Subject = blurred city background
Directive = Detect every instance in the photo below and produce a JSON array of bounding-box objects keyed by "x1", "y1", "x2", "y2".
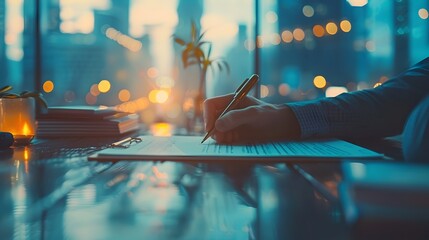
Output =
[{"x1": 1, "y1": 0, "x2": 428, "y2": 129}]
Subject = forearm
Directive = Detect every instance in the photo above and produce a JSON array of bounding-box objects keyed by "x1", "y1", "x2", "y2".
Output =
[{"x1": 288, "y1": 57, "x2": 429, "y2": 139}]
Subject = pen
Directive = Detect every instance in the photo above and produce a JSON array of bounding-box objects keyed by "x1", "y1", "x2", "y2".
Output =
[{"x1": 201, "y1": 74, "x2": 259, "y2": 143}]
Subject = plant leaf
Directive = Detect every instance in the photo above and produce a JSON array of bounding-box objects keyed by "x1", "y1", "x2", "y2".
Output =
[
  {"x1": 0, "y1": 85, "x2": 12, "y2": 93},
  {"x1": 191, "y1": 21, "x2": 197, "y2": 42},
  {"x1": 173, "y1": 37, "x2": 186, "y2": 46}
]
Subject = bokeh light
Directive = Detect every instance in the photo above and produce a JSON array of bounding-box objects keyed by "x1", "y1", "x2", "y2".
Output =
[
  {"x1": 98, "y1": 80, "x2": 111, "y2": 93},
  {"x1": 293, "y1": 28, "x2": 305, "y2": 41},
  {"x1": 313, "y1": 76, "x2": 327, "y2": 89},
  {"x1": 281, "y1": 30, "x2": 294, "y2": 43},
  {"x1": 326, "y1": 86, "x2": 348, "y2": 97},
  {"x1": 312, "y1": 25, "x2": 325, "y2": 37},
  {"x1": 149, "y1": 89, "x2": 169, "y2": 103},
  {"x1": 326, "y1": 22, "x2": 338, "y2": 35},
  {"x1": 260, "y1": 85, "x2": 269, "y2": 98},
  {"x1": 90, "y1": 84, "x2": 100, "y2": 96},
  {"x1": 42, "y1": 80, "x2": 54, "y2": 93},
  {"x1": 418, "y1": 9, "x2": 429, "y2": 19},
  {"x1": 118, "y1": 89, "x2": 131, "y2": 102},
  {"x1": 278, "y1": 83, "x2": 291, "y2": 96},
  {"x1": 340, "y1": 20, "x2": 352, "y2": 32},
  {"x1": 147, "y1": 67, "x2": 159, "y2": 78},
  {"x1": 265, "y1": 11, "x2": 278, "y2": 23},
  {"x1": 302, "y1": 5, "x2": 315, "y2": 17},
  {"x1": 86, "y1": 93, "x2": 97, "y2": 105}
]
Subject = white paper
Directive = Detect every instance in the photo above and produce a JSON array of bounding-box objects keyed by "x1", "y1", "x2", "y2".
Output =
[{"x1": 89, "y1": 135, "x2": 383, "y2": 161}]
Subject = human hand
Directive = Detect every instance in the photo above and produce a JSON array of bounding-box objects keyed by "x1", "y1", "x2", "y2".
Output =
[{"x1": 203, "y1": 94, "x2": 301, "y2": 144}]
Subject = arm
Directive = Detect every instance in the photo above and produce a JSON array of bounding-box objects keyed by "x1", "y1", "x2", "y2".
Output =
[{"x1": 288, "y1": 57, "x2": 429, "y2": 139}]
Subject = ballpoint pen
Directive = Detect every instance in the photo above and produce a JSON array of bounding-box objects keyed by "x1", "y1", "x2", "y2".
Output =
[{"x1": 201, "y1": 74, "x2": 259, "y2": 143}]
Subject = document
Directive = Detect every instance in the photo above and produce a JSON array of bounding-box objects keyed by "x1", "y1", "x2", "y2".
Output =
[{"x1": 88, "y1": 135, "x2": 383, "y2": 162}]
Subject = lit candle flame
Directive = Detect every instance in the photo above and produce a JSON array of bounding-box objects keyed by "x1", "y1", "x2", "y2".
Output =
[{"x1": 22, "y1": 122, "x2": 30, "y2": 136}]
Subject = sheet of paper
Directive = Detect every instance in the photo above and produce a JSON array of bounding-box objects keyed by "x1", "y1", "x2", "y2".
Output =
[{"x1": 89, "y1": 135, "x2": 383, "y2": 161}]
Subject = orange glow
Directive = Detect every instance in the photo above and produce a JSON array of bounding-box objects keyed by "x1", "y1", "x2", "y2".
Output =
[
  {"x1": 260, "y1": 85, "x2": 269, "y2": 98},
  {"x1": 313, "y1": 25, "x2": 325, "y2": 37},
  {"x1": 24, "y1": 147, "x2": 29, "y2": 161},
  {"x1": 86, "y1": 93, "x2": 97, "y2": 105},
  {"x1": 419, "y1": 9, "x2": 429, "y2": 19},
  {"x1": 271, "y1": 33, "x2": 281, "y2": 45},
  {"x1": 340, "y1": 20, "x2": 352, "y2": 32},
  {"x1": 90, "y1": 84, "x2": 100, "y2": 96},
  {"x1": 118, "y1": 89, "x2": 131, "y2": 102},
  {"x1": 293, "y1": 28, "x2": 305, "y2": 41},
  {"x1": 152, "y1": 166, "x2": 169, "y2": 179},
  {"x1": 43, "y1": 80, "x2": 54, "y2": 93},
  {"x1": 150, "y1": 122, "x2": 174, "y2": 137},
  {"x1": 278, "y1": 83, "x2": 291, "y2": 96},
  {"x1": 149, "y1": 90, "x2": 169, "y2": 104},
  {"x1": 147, "y1": 67, "x2": 158, "y2": 78},
  {"x1": 22, "y1": 122, "x2": 31, "y2": 135},
  {"x1": 281, "y1": 30, "x2": 293, "y2": 43},
  {"x1": 313, "y1": 76, "x2": 327, "y2": 89},
  {"x1": 373, "y1": 82, "x2": 382, "y2": 88},
  {"x1": 98, "y1": 80, "x2": 111, "y2": 93},
  {"x1": 326, "y1": 22, "x2": 338, "y2": 35}
]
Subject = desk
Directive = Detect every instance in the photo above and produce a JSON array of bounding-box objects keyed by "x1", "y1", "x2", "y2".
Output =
[{"x1": 0, "y1": 136, "x2": 402, "y2": 239}]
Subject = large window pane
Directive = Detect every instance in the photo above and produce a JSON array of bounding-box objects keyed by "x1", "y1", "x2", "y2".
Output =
[
  {"x1": 258, "y1": 0, "x2": 429, "y2": 103},
  {"x1": 39, "y1": 0, "x2": 255, "y2": 128}
]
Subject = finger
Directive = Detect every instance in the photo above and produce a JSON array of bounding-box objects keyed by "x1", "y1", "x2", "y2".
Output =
[
  {"x1": 203, "y1": 94, "x2": 235, "y2": 130},
  {"x1": 215, "y1": 106, "x2": 257, "y2": 132}
]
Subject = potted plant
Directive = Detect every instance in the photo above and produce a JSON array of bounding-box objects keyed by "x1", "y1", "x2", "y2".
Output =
[
  {"x1": 173, "y1": 21, "x2": 229, "y2": 133},
  {"x1": 0, "y1": 85, "x2": 47, "y2": 144}
]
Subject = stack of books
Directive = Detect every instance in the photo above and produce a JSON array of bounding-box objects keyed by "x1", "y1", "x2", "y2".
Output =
[{"x1": 37, "y1": 106, "x2": 140, "y2": 137}]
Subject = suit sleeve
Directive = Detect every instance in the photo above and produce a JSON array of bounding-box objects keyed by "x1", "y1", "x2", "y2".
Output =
[{"x1": 287, "y1": 57, "x2": 429, "y2": 139}]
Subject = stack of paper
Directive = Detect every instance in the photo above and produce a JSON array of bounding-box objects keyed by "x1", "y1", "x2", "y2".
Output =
[{"x1": 37, "y1": 106, "x2": 140, "y2": 137}]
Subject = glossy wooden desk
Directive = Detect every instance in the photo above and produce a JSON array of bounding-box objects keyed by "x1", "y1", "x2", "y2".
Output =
[{"x1": 0, "y1": 136, "x2": 401, "y2": 240}]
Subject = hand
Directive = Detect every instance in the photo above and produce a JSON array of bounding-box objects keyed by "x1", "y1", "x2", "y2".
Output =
[{"x1": 203, "y1": 94, "x2": 301, "y2": 144}]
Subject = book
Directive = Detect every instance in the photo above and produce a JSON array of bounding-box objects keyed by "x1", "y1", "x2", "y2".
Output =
[
  {"x1": 37, "y1": 106, "x2": 140, "y2": 137},
  {"x1": 43, "y1": 105, "x2": 120, "y2": 119}
]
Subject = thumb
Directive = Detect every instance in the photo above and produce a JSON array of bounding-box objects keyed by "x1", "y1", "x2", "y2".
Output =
[{"x1": 215, "y1": 107, "x2": 254, "y2": 132}]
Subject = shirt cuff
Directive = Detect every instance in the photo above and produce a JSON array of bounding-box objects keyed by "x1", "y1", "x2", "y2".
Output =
[{"x1": 287, "y1": 101, "x2": 330, "y2": 139}]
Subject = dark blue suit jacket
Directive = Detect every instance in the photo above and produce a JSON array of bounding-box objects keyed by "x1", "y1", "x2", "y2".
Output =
[{"x1": 289, "y1": 57, "x2": 429, "y2": 139}]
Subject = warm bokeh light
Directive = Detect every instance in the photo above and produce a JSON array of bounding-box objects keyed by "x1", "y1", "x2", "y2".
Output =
[
  {"x1": 105, "y1": 27, "x2": 142, "y2": 52},
  {"x1": 373, "y1": 82, "x2": 382, "y2": 88},
  {"x1": 147, "y1": 67, "x2": 159, "y2": 78},
  {"x1": 313, "y1": 76, "x2": 327, "y2": 89},
  {"x1": 98, "y1": 80, "x2": 111, "y2": 93},
  {"x1": 118, "y1": 89, "x2": 131, "y2": 102},
  {"x1": 302, "y1": 5, "x2": 314, "y2": 17},
  {"x1": 86, "y1": 93, "x2": 97, "y2": 105},
  {"x1": 42, "y1": 80, "x2": 54, "y2": 93},
  {"x1": 340, "y1": 20, "x2": 352, "y2": 32},
  {"x1": 312, "y1": 25, "x2": 325, "y2": 37},
  {"x1": 418, "y1": 8, "x2": 429, "y2": 20},
  {"x1": 115, "y1": 97, "x2": 149, "y2": 113},
  {"x1": 257, "y1": 35, "x2": 264, "y2": 48},
  {"x1": 326, "y1": 86, "x2": 348, "y2": 97},
  {"x1": 149, "y1": 89, "x2": 169, "y2": 104},
  {"x1": 281, "y1": 30, "x2": 294, "y2": 43},
  {"x1": 260, "y1": 85, "x2": 269, "y2": 98},
  {"x1": 347, "y1": 0, "x2": 368, "y2": 7},
  {"x1": 326, "y1": 22, "x2": 338, "y2": 35},
  {"x1": 90, "y1": 84, "x2": 100, "y2": 96},
  {"x1": 278, "y1": 83, "x2": 291, "y2": 96},
  {"x1": 150, "y1": 122, "x2": 174, "y2": 137},
  {"x1": 265, "y1": 11, "x2": 278, "y2": 23},
  {"x1": 271, "y1": 33, "x2": 281, "y2": 45},
  {"x1": 293, "y1": 28, "x2": 305, "y2": 41}
]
